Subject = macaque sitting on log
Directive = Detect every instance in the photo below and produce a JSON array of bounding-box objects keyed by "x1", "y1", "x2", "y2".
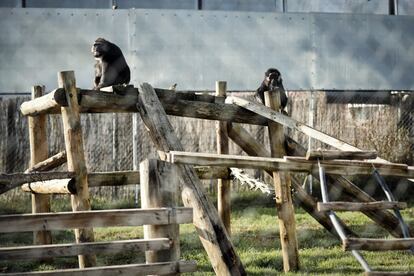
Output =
[
  {"x1": 255, "y1": 68, "x2": 288, "y2": 111},
  {"x1": 91, "y1": 38, "x2": 131, "y2": 90}
]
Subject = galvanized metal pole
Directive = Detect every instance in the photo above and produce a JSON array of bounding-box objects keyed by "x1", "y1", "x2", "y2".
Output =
[{"x1": 318, "y1": 161, "x2": 371, "y2": 272}]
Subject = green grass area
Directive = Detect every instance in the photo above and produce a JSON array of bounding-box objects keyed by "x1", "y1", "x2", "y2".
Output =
[{"x1": 1, "y1": 191, "x2": 414, "y2": 275}]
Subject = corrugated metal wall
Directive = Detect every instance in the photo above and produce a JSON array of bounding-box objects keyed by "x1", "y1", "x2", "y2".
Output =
[
  {"x1": 1, "y1": 8, "x2": 414, "y2": 92},
  {"x1": 3, "y1": 0, "x2": 414, "y2": 14}
]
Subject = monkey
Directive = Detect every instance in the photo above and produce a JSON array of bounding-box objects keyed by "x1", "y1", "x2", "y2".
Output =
[
  {"x1": 255, "y1": 68, "x2": 288, "y2": 110},
  {"x1": 91, "y1": 38, "x2": 131, "y2": 90}
]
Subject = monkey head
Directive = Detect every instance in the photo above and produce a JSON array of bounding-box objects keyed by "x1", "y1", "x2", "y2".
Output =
[
  {"x1": 265, "y1": 68, "x2": 283, "y2": 90},
  {"x1": 91, "y1": 38, "x2": 111, "y2": 59}
]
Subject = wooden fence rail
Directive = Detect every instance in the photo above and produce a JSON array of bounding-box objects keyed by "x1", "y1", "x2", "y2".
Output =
[{"x1": 0, "y1": 207, "x2": 193, "y2": 233}]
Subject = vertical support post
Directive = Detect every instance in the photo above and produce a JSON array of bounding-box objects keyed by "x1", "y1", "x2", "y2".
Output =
[
  {"x1": 264, "y1": 90, "x2": 299, "y2": 272},
  {"x1": 215, "y1": 81, "x2": 231, "y2": 236},
  {"x1": 28, "y1": 85, "x2": 52, "y2": 246},
  {"x1": 133, "y1": 113, "x2": 140, "y2": 207},
  {"x1": 58, "y1": 71, "x2": 96, "y2": 268},
  {"x1": 140, "y1": 159, "x2": 180, "y2": 269}
]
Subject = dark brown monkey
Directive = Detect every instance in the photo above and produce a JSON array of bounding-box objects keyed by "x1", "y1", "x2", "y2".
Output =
[
  {"x1": 255, "y1": 68, "x2": 288, "y2": 109},
  {"x1": 91, "y1": 38, "x2": 130, "y2": 90}
]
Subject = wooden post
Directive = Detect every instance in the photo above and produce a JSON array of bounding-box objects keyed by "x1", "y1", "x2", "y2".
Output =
[
  {"x1": 140, "y1": 159, "x2": 180, "y2": 273},
  {"x1": 58, "y1": 71, "x2": 96, "y2": 268},
  {"x1": 264, "y1": 90, "x2": 299, "y2": 272},
  {"x1": 215, "y1": 81, "x2": 231, "y2": 236},
  {"x1": 28, "y1": 85, "x2": 52, "y2": 246},
  {"x1": 137, "y1": 83, "x2": 246, "y2": 276}
]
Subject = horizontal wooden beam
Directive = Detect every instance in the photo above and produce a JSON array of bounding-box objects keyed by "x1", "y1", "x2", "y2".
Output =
[
  {"x1": 160, "y1": 151, "x2": 414, "y2": 178},
  {"x1": 20, "y1": 87, "x2": 268, "y2": 125},
  {"x1": 306, "y1": 150, "x2": 377, "y2": 161},
  {"x1": 344, "y1": 237, "x2": 414, "y2": 251},
  {"x1": 21, "y1": 179, "x2": 75, "y2": 194},
  {"x1": 317, "y1": 201, "x2": 407, "y2": 212},
  {"x1": 20, "y1": 168, "x2": 230, "y2": 195},
  {"x1": 0, "y1": 207, "x2": 193, "y2": 233},
  {"x1": 0, "y1": 172, "x2": 76, "y2": 195},
  {"x1": 4, "y1": 261, "x2": 197, "y2": 276},
  {"x1": 0, "y1": 238, "x2": 170, "y2": 260}
]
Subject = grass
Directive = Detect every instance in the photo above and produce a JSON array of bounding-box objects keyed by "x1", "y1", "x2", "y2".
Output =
[{"x1": 1, "y1": 191, "x2": 414, "y2": 275}]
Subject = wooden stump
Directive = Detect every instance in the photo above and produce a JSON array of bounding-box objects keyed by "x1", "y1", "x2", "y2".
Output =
[
  {"x1": 28, "y1": 85, "x2": 52, "y2": 247},
  {"x1": 140, "y1": 159, "x2": 180, "y2": 275},
  {"x1": 264, "y1": 90, "x2": 299, "y2": 272},
  {"x1": 58, "y1": 71, "x2": 96, "y2": 268},
  {"x1": 215, "y1": 81, "x2": 231, "y2": 236}
]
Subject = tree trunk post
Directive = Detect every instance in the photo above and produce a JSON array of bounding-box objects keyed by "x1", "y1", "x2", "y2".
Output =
[
  {"x1": 264, "y1": 90, "x2": 299, "y2": 272},
  {"x1": 140, "y1": 159, "x2": 180, "y2": 274},
  {"x1": 215, "y1": 81, "x2": 231, "y2": 236},
  {"x1": 58, "y1": 71, "x2": 96, "y2": 268},
  {"x1": 28, "y1": 85, "x2": 53, "y2": 246}
]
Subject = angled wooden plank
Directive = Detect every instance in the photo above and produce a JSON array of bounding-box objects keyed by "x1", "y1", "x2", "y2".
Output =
[
  {"x1": 0, "y1": 238, "x2": 170, "y2": 260},
  {"x1": 137, "y1": 83, "x2": 246, "y2": 276},
  {"x1": 3, "y1": 261, "x2": 197, "y2": 276},
  {"x1": 25, "y1": 151, "x2": 67, "y2": 173},
  {"x1": 226, "y1": 96, "x2": 375, "y2": 154},
  {"x1": 344, "y1": 237, "x2": 414, "y2": 251},
  {"x1": 0, "y1": 208, "x2": 192, "y2": 233},
  {"x1": 317, "y1": 201, "x2": 407, "y2": 212}
]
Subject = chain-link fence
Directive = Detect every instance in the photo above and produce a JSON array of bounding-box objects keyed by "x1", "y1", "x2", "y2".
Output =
[{"x1": 1, "y1": 91, "x2": 413, "y2": 200}]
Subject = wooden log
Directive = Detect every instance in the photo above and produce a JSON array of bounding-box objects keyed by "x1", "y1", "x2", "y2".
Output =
[
  {"x1": 216, "y1": 81, "x2": 231, "y2": 236},
  {"x1": 227, "y1": 123, "x2": 270, "y2": 157},
  {"x1": 27, "y1": 85, "x2": 52, "y2": 247},
  {"x1": 306, "y1": 150, "x2": 378, "y2": 160},
  {"x1": 137, "y1": 83, "x2": 246, "y2": 276},
  {"x1": 20, "y1": 87, "x2": 268, "y2": 125},
  {"x1": 317, "y1": 201, "x2": 407, "y2": 212},
  {"x1": 88, "y1": 168, "x2": 229, "y2": 188},
  {"x1": 58, "y1": 71, "x2": 95, "y2": 268},
  {"x1": 264, "y1": 91, "x2": 299, "y2": 272},
  {"x1": 18, "y1": 168, "x2": 230, "y2": 194},
  {"x1": 0, "y1": 207, "x2": 193, "y2": 233},
  {"x1": 343, "y1": 237, "x2": 414, "y2": 251},
  {"x1": 0, "y1": 238, "x2": 170, "y2": 260},
  {"x1": 140, "y1": 160, "x2": 180, "y2": 268},
  {"x1": 25, "y1": 151, "x2": 67, "y2": 173},
  {"x1": 88, "y1": 171, "x2": 139, "y2": 187},
  {"x1": 20, "y1": 88, "x2": 64, "y2": 116},
  {"x1": 0, "y1": 171, "x2": 76, "y2": 195},
  {"x1": 21, "y1": 179, "x2": 76, "y2": 194},
  {"x1": 162, "y1": 151, "x2": 414, "y2": 178},
  {"x1": 226, "y1": 122, "x2": 355, "y2": 238},
  {"x1": 3, "y1": 261, "x2": 197, "y2": 276}
]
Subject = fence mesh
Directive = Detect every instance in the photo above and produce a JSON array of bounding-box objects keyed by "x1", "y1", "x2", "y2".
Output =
[{"x1": 0, "y1": 91, "x2": 413, "y2": 200}]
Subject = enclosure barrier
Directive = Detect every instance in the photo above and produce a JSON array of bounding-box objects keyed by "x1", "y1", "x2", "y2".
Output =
[{"x1": 2, "y1": 70, "x2": 413, "y2": 274}]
